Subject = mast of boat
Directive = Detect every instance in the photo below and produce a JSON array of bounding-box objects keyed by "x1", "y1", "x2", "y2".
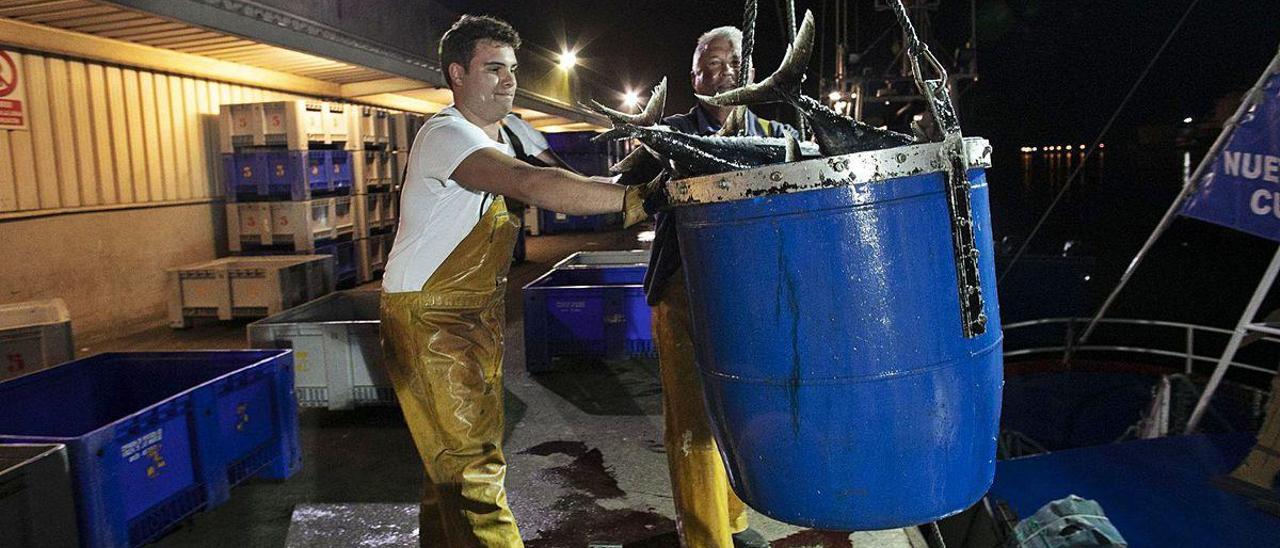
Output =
[{"x1": 1069, "y1": 48, "x2": 1280, "y2": 368}]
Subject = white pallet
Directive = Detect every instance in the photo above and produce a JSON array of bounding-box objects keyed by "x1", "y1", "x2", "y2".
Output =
[
  {"x1": 389, "y1": 112, "x2": 426, "y2": 151},
  {"x1": 348, "y1": 106, "x2": 390, "y2": 148},
  {"x1": 218, "y1": 101, "x2": 348, "y2": 153},
  {"x1": 524, "y1": 205, "x2": 541, "y2": 236},
  {"x1": 167, "y1": 255, "x2": 335, "y2": 327},
  {"x1": 247, "y1": 290, "x2": 395, "y2": 410},
  {"x1": 0, "y1": 299, "x2": 73, "y2": 382},
  {"x1": 227, "y1": 196, "x2": 355, "y2": 252},
  {"x1": 351, "y1": 149, "x2": 395, "y2": 195},
  {"x1": 390, "y1": 150, "x2": 408, "y2": 189}
]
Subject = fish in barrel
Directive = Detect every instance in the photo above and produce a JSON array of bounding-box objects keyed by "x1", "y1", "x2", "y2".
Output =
[
  {"x1": 587, "y1": 79, "x2": 812, "y2": 179},
  {"x1": 698, "y1": 10, "x2": 916, "y2": 156}
]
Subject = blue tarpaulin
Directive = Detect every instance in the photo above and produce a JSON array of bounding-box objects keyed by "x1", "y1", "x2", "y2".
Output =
[{"x1": 1181, "y1": 73, "x2": 1280, "y2": 241}]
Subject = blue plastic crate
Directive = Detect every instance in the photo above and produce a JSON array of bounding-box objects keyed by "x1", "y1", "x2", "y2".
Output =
[
  {"x1": 0, "y1": 351, "x2": 300, "y2": 548},
  {"x1": 224, "y1": 150, "x2": 351, "y2": 201},
  {"x1": 329, "y1": 150, "x2": 353, "y2": 191},
  {"x1": 537, "y1": 208, "x2": 620, "y2": 234},
  {"x1": 522, "y1": 264, "x2": 653, "y2": 372},
  {"x1": 316, "y1": 239, "x2": 358, "y2": 288},
  {"x1": 303, "y1": 150, "x2": 329, "y2": 192},
  {"x1": 223, "y1": 152, "x2": 271, "y2": 200}
]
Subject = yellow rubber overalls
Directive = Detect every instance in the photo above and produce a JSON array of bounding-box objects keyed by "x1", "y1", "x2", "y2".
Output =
[
  {"x1": 380, "y1": 195, "x2": 523, "y2": 547},
  {"x1": 653, "y1": 268, "x2": 750, "y2": 547}
]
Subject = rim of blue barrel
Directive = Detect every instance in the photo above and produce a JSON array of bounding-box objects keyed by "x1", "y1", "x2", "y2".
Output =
[
  {"x1": 664, "y1": 137, "x2": 992, "y2": 206},
  {"x1": 0, "y1": 350, "x2": 292, "y2": 442}
]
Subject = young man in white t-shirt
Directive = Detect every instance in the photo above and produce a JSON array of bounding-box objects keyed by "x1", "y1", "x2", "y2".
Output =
[{"x1": 379, "y1": 14, "x2": 653, "y2": 548}]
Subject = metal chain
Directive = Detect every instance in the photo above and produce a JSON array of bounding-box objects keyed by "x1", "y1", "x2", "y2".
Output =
[{"x1": 740, "y1": 0, "x2": 757, "y2": 90}]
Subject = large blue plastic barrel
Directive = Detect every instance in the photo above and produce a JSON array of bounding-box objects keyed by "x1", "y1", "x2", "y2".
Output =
[{"x1": 668, "y1": 138, "x2": 1002, "y2": 529}]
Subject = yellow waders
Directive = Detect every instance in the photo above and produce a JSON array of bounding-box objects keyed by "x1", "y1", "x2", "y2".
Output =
[
  {"x1": 653, "y1": 268, "x2": 750, "y2": 547},
  {"x1": 380, "y1": 196, "x2": 524, "y2": 547}
]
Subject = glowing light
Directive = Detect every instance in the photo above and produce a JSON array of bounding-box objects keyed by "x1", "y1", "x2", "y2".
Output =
[
  {"x1": 558, "y1": 50, "x2": 577, "y2": 70},
  {"x1": 622, "y1": 90, "x2": 639, "y2": 109},
  {"x1": 828, "y1": 91, "x2": 843, "y2": 102},
  {"x1": 1183, "y1": 117, "x2": 1193, "y2": 124},
  {"x1": 912, "y1": 113, "x2": 925, "y2": 122},
  {"x1": 1066, "y1": 145, "x2": 1074, "y2": 151}
]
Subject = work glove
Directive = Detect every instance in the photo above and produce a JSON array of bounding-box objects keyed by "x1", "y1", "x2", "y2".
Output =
[{"x1": 622, "y1": 171, "x2": 671, "y2": 228}]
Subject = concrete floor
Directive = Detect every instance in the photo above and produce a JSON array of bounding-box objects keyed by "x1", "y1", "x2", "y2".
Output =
[{"x1": 87, "y1": 226, "x2": 921, "y2": 547}]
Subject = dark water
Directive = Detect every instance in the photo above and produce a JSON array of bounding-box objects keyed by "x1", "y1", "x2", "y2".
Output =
[{"x1": 988, "y1": 143, "x2": 1280, "y2": 330}]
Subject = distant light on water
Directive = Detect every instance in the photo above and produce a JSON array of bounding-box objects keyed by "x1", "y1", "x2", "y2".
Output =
[{"x1": 637, "y1": 230, "x2": 655, "y2": 243}]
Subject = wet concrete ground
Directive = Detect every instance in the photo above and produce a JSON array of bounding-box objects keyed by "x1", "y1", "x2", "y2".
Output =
[{"x1": 89, "y1": 226, "x2": 920, "y2": 547}]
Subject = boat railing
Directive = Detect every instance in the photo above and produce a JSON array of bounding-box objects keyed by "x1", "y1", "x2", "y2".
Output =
[{"x1": 1002, "y1": 317, "x2": 1280, "y2": 378}]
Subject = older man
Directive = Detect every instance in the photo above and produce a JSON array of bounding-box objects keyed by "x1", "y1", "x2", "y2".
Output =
[
  {"x1": 645, "y1": 26, "x2": 794, "y2": 548},
  {"x1": 380, "y1": 14, "x2": 653, "y2": 547}
]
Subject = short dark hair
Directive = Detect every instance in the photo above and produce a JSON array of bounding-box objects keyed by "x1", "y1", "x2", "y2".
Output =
[{"x1": 439, "y1": 15, "x2": 521, "y2": 89}]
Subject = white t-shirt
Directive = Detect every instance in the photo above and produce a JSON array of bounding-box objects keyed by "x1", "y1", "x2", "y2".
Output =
[
  {"x1": 382, "y1": 107, "x2": 515, "y2": 293},
  {"x1": 503, "y1": 114, "x2": 550, "y2": 157}
]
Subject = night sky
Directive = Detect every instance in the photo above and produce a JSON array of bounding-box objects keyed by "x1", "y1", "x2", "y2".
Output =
[{"x1": 436, "y1": 0, "x2": 1280, "y2": 148}]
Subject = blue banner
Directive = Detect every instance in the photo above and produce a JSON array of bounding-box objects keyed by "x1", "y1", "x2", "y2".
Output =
[{"x1": 1181, "y1": 72, "x2": 1280, "y2": 241}]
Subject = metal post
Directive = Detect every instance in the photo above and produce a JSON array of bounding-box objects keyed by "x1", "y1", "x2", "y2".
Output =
[
  {"x1": 1187, "y1": 245, "x2": 1280, "y2": 432},
  {"x1": 1070, "y1": 49, "x2": 1280, "y2": 358},
  {"x1": 1185, "y1": 327, "x2": 1195, "y2": 374},
  {"x1": 740, "y1": 0, "x2": 757, "y2": 89}
]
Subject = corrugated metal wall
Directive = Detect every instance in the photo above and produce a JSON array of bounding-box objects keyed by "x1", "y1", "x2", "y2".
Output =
[{"x1": 0, "y1": 51, "x2": 301, "y2": 214}]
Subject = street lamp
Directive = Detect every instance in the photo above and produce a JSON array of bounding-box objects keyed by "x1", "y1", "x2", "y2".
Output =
[{"x1": 558, "y1": 50, "x2": 577, "y2": 70}]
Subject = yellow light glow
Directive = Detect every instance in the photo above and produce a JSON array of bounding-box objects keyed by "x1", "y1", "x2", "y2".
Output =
[{"x1": 559, "y1": 50, "x2": 577, "y2": 70}]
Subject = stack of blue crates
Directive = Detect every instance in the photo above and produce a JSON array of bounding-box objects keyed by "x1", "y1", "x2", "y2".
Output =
[
  {"x1": 0, "y1": 351, "x2": 300, "y2": 547},
  {"x1": 221, "y1": 103, "x2": 358, "y2": 288},
  {"x1": 353, "y1": 108, "x2": 403, "y2": 284},
  {"x1": 222, "y1": 149, "x2": 352, "y2": 202}
]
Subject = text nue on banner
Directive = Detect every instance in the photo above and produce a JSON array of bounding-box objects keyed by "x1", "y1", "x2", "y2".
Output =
[{"x1": 1181, "y1": 73, "x2": 1280, "y2": 241}]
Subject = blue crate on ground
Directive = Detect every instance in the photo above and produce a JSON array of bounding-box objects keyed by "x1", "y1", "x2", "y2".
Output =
[
  {"x1": 0, "y1": 351, "x2": 300, "y2": 548},
  {"x1": 223, "y1": 150, "x2": 352, "y2": 201},
  {"x1": 537, "y1": 208, "x2": 621, "y2": 234},
  {"x1": 522, "y1": 260, "x2": 653, "y2": 372}
]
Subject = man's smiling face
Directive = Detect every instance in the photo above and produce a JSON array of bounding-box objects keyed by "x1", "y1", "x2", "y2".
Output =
[
  {"x1": 692, "y1": 36, "x2": 741, "y2": 97},
  {"x1": 453, "y1": 39, "x2": 518, "y2": 124}
]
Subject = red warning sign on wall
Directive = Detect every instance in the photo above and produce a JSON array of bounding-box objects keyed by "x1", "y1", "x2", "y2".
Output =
[{"x1": 0, "y1": 50, "x2": 28, "y2": 130}]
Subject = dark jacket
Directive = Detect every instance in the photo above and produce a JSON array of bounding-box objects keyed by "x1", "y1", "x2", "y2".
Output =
[{"x1": 643, "y1": 104, "x2": 796, "y2": 305}]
